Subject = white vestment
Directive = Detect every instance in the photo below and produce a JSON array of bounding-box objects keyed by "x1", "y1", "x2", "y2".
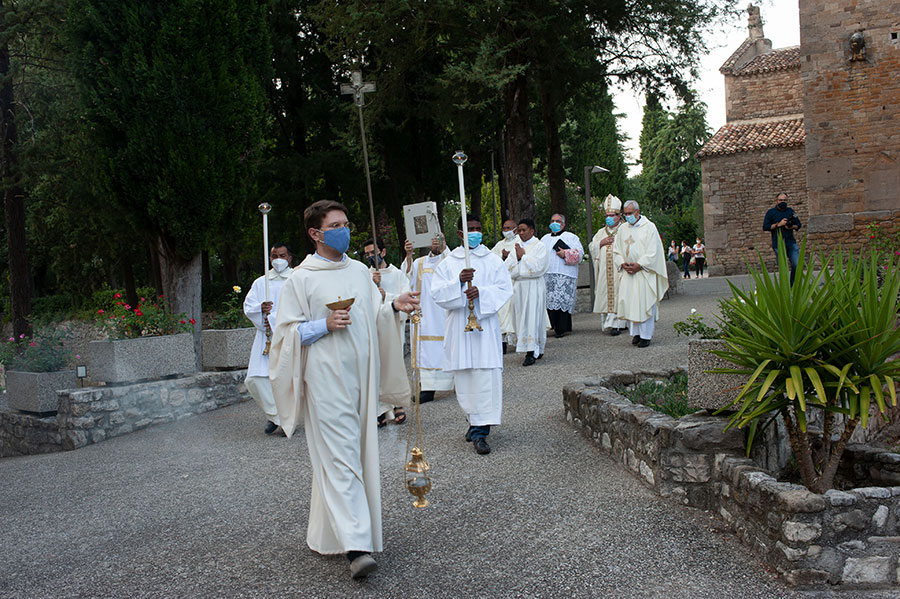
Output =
[
  {"x1": 269, "y1": 255, "x2": 399, "y2": 555},
  {"x1": 243, "y1": 268, "x2": 291, "y2": 424},
  {"x1": 613, "y1": 216, "x2": 669, "y2": 339},
  {"x1": 589, "y1": 225, "x2": 626, "y2": 330},
  {"x1": 407, "y1": 250, "x2": 454, "y2": 392},
  {"x1": 370, "y1": 263, "x2": 411, "y2": 413},
  {"x1": 431, "y1": 245, "x2": 513, "y2": 426},
  {"x1": 504, "y1": 236, "x2": 549, "y2": 355},
  {"x1": 491, "y1": 235, "x2": 520, "y2": 338}
]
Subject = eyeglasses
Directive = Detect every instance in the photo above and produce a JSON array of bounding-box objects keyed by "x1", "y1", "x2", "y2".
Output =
[{"x1": 315, "y1": 222, "x2": 356, "y2": 234}]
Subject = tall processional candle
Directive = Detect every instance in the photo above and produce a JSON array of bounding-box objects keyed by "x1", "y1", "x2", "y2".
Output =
[
  {"x1": 258, "y1": 202, "x2": 273, "y2": 355},
  {"x1": 452, "y1": 151, "x2": 482, "y2": 332}
]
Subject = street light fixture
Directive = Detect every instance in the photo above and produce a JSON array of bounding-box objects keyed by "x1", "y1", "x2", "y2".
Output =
[{"x1": 584, "y1": 165, "x2": 609, "y2": 310}]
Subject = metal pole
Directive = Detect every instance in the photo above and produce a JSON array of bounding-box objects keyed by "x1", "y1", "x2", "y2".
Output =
[
  {"x1": 358, "y1": 103, "x2": 378, "y2": 253},
  {"x1": 490, "y1": 151, "x2": 498, "y2": 245},
  {"x1": 584, "y1": 166, "x2": 595, "y2": 310}
]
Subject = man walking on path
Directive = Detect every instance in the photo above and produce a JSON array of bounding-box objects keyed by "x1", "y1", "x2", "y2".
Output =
[
  {"x1": 540, "y1": 213, "x2": 583, "y2": 338},
  {"x1": 762, "y1": 192, "x2": 802, "y2": 285},
  {"x1": 613, "y1": 200, "x2": 669, "y2": 348},
  {"x1": 243, "y1": 243, "x2": 294, "y2": 435},
  {"x1": 505, "y1": 218, "x2": 550, "y2": 366},
  {"x1": 491, "y1": 219, "x2": 520, "y2": 354},
  {"x1": 432, "y1": 214, "x2": 512, "y2": 455},
  {"x1": 268, "y1": 200, "x2": 418, "y2": 579},
  {"x1": 404, "y1": 235, "x2": 454, "y2": 404},
  {"x1": 589, "y1": 195, "x2": 626, "y2": 336}
]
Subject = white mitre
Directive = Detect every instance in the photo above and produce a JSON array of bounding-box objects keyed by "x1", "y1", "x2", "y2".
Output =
[{"x1": 603, "y1": 194, "x2": 622, "y2": 212}]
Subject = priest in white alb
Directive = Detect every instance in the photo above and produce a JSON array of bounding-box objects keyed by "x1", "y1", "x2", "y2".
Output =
[
  {"x1": 268, "y1": 200, "x2": 419, "y2": 580},
  {"x1": 432, "y1": 214, "x2": 512, "y2": 456},
  {"x1": 612, "y1": 200, "x2": 669, "y2": 348},
  {"x1": 404, "y1": 235, "x2": 453, "y2": 403},
  {"x1": 491, "y1": 219, "x2": 520, "y2": 354},
  {"x1": 588, "y1": 194, "x2": 626, "y2": 336},
  {"x1": 243, "y1": 242, "x2": 294, "y2": 435},
  {"x1": 363, "y1": 238, "x2": 411, "y2": 426},
  {"x1": 504, "y1": 218, "x2": 549, "y2": 366}
]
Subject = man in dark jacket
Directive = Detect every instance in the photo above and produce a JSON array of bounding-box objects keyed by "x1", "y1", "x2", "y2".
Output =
[{"x1": 762, "y1": 192, "x2": 802, "y2": 284}]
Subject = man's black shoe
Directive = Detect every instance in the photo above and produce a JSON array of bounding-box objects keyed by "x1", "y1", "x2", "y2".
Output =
[
  {"x1": 465, "y1": 427, "x2": 474, "y2": 442},
  {"x1": 502, "y1": 341, "x2": 508, "y2": 355},
  {"x1": 523, "y1": 352, "x2": 536, "y2": 366},
  {"x1": 632, "y1": 335, "x2": 641, "y2": 345},
  {"x1": 419, "y1": 390, "x2": 435, "y2": 404},
  {"x1": 609, "y1": 328, "x2": 621, "y2": 336},
  {"x1": 264, "y1": 421, "x2": 278, "y2": 435},
  {"x1": 473, "y1": 438, "x2": 491, "y2": 455},
  {"x1": 636, "y1": 338, "x2": 651, "y2": 348}
]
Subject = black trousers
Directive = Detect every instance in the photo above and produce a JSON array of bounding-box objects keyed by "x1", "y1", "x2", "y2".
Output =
[{"x1": 547, "y1": 309, "x2": 572, "y2": 335}]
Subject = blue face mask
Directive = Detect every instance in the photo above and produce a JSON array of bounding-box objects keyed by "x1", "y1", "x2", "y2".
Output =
[
  {"x1": 467, "y1": 232, "x2": 483, "y2": 248},
  {"x1": 605, "y1": 216, "x2": 617, "y2": 227},
  {"x1": 549, "y1": 222, "x2": 562, "y2": 233},
  {"x1": 625, "y1": 214, "x2": 637, "y2": 226},
  {"x1": 321, "y1": 227, "x2": 350, "y2": 254}
]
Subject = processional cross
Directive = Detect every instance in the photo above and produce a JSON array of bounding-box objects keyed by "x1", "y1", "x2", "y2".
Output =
[{"x1": 340, "y1": 70, "x2": 379, "y2": 252}]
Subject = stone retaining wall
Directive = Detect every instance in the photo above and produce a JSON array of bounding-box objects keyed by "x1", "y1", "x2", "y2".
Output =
[
  {"x1": 564, "y1": 371, "x2": 900, "y2": 588},
  {"x1": 1, "y1": 370, "x2": 250, "y2": 457}
]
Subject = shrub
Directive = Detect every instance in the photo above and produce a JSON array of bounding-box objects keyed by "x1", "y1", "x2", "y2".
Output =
[
  {"x1": 209, "y1": 286, "x2": 251, "y2": 329},
  {"x1": 0, "y1": 328, "x2": 73, "y2": 373},
  {"x1": 95, "y1": 294, "x2": 193, "y2": 339}
]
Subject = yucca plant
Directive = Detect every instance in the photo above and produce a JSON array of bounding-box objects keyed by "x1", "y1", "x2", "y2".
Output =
[{"x1": 712, "y1": 238, "x2": 900, "y2": 493}]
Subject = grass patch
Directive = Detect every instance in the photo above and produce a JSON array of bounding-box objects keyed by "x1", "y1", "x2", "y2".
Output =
[{"x1": 615, "y1": 372, "x2": 693, "y2": 419}]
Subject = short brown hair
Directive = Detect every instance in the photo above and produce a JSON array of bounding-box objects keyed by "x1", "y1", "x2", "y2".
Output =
[{"x1": 304, "y1": 200, "x2": 349, "y2": 240}]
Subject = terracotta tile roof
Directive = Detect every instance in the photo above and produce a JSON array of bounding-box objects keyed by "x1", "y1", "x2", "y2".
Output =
[
  {"x1": 736, "y1": 46, "x2": 801, "y2": 75},
  {"x1": 697, "y1": 118, "x2": 805, "y2": 158},
  {"x1": 720, "y1": 38, "x2": 756, "y2": 74}
]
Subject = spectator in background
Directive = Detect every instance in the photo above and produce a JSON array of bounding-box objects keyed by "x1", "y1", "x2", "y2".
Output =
[
  {"x1": 667, "y1": 241, "x2": 678, "y2": 262},
  {"x1": 692, "y1": 238, "x2": 706, "y2": 278},
  {"x1": 680, "y1": 240, "x2": 692, "y2": 279},
  {"x1": 762, "y1": 192, "x2": 802, "y2": 285}
]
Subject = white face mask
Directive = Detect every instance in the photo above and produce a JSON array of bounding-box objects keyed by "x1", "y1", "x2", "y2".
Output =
[
  {"x1": 503, "y1": 229, "x2": 516, "y2": 240},
  {"x1": 271, "y1": 258, "x2": 290, "y2": 273}
]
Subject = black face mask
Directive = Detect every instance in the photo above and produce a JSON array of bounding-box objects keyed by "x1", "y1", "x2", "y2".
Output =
[
  {"x1": 366, "y1": 255, "x2": 378, "y2": 268},
  {"x1": 777, "y1": 201, "x2": 788, "y2": 211}
]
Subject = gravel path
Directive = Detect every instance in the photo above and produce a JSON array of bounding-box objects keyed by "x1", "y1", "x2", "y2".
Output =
[{"x1": 1, "y1": 276, "x2": 894, "y2": 598}]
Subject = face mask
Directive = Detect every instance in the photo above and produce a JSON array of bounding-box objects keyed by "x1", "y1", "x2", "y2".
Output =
[
  {"x1": 625, "y1": 214, "x2": 637, "y2": 225},
  {"x1": 321, "y1": 227, "x2": 350, "y2": 254},
  {"x1": 271, "y1": 258, "x2": 289, "y2": 273},
  {"x1": 503, "y1": 229, "x2": 516, "y2": 240},
  {"x1": 696, "y1": 240, "x2": 701, "y2": 245},
  {"x1": 549, "y1": 222, "x2": 562, "y2": 233},
  {"x1": 777, "y1": 201, "x2": 788, "y2": 211},
  {"x1": 467, "y1": 232, "x2": 483, "y2": 248},
  {"x1": 605, "y1": 216, "x2": 616, "y2": 228},
  {"x1": 366, "y1": 255, "x2": 378, "y2": 268}
]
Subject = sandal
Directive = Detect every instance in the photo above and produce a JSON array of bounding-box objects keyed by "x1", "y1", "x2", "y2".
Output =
[
  {"x1": 392, "y1": 407, "x2": 407, "y2": 425},
  {"x1": 377, "y1": 413, "x2": 388, "y2": 428}
]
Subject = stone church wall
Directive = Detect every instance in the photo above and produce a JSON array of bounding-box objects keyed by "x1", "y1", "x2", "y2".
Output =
[
  {"x1": 801, "y1": 0, "x2": 900, "y2": 235},
  {"x1": 702, "y1": 146, "x2": 808, "y2": 276},
  {"x1": 724, "y1": 68, "x2": 803, "y2": 122}
]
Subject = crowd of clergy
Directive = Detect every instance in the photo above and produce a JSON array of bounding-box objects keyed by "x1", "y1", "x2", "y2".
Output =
[{"x1": 236, "y1": 195, "x2": 668, "y2": 579}]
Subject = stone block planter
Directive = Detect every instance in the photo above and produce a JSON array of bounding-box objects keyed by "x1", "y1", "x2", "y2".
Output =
[
  {"x1": 88, "y1": 333, "x2": 196, "y2": 384},
  {"x1": 6, "y1": 370, "x2": 77, "y2": 413},
  {"x1": 687, "y1": 338, "x2": 747, "y2": 411},
  {"x1": 201, "y1": 327, "x2": 255, "y2": 370}
]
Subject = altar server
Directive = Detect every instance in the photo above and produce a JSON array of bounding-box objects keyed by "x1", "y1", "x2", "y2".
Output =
[{"x1": 504, "y1": 218, "x2": 549, "y2": 366}]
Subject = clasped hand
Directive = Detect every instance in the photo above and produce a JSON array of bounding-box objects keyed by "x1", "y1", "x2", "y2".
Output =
[{"x1": 622, "y1": 262, "x2": 642, "y2": 274}]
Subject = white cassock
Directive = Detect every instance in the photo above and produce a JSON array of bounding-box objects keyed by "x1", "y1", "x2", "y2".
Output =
[
  {"x1": 504, "y1": 236, "x2": 549, "y2": 356},
  {"x1": 612, "y1": 216, "x2": 669, "y2": 340},
  {"x1": 243, "y1": 267, "x2": 292, "y2": 425},
  {"x1": 269, "y1": 254, "x2": 402, "y2": 555},
  {"x1": 407, "y1": 250, "x2": 454, "y2": 392},
  {"x1": 431, "y1": 245, "x2": 513, "y2": 426},
  {"x1": 491, "y1": 234, "x2": 520, "y2": 340},
  {"x1": 370, "y1": 263, "x2": 411, "y2": 415},
  {"x1": 589, "y1": 225, "x2": 626, "y2": 331}
]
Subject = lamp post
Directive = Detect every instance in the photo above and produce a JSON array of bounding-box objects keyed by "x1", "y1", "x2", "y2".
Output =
[{"x1": 584, "y1": 165, "x2": 609, "y2": 310}]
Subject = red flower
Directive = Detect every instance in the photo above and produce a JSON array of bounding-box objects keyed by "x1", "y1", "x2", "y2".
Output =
[
  {"x1": 97, "y1": 309, "x2": 104, "y2": 314},
  {"x1": 134, "y1": 309, "x2": 144, "y2": 316},
  {"x1": 158, "y1": 295, "x2": 164, "y2": 299},
  {"x1": 189, "y1": 318, "x2": 196, "y2": 325},
  {"x1": 114, "y1": 293, "x2": 122, "y2": 299},
  {"x1": 124, "y1": 304, "x2": 131, "y2": 310},
  {"x1": 179, "y1": 320, "x2": 186, "y2": 324},
  {"x1": 116, "y1": 301, "x2": 123, "y2": 305},
  {"x1": 870, "y1": 235, "x2": 876, "y2": 239}
]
